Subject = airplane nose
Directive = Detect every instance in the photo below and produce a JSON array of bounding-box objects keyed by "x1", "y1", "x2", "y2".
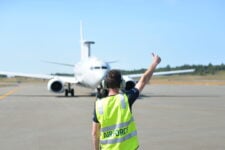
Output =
[
  {"x1": 88, "y1": 70, "x2": 107, "y2": 88},
  {"x1": 99, "y1": 70, "x2": 107, "y2": 80}
]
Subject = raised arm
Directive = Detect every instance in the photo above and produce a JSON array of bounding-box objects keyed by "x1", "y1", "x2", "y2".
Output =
[{"x1": 135, "y1": 53, "x2": 161, "y2": 93}]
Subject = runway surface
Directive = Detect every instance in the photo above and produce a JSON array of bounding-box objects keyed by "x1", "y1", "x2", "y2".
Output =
[{"x1": 0, "y1": 82, "x2": 225, "y2": 150}]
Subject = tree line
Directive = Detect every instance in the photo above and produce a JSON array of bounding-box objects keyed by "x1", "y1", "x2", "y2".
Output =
[
  {"x1": 1, "y1": 63, "x2": 225, "y2": 78},
  {"x1": 121, "y1": 63, "x2": 225, "y2": 75}
]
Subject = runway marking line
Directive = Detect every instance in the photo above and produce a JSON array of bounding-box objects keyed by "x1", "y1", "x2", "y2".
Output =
[{"x1": 0, "y1": 87, "x2": 19, "y2": 100}]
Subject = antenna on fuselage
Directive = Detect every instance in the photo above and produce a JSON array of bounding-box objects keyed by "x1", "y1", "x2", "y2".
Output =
[{"x1": 80, "y1": 21, "x2": 95, "y2": 60}]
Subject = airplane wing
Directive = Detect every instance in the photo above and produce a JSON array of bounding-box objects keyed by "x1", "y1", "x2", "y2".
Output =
[
  {"x1": 0, "y1": 71, "x2": 78, "y2": 83},
  {"x1": 42, "y1": 60, "x2": 74, "y2": 67},
  {"x1": 153, "y1": 69, "x2": 195, "y2": 76},
  {"x1": 121, "y1": 69, "x2": 195, "y2": 91},
  {"x1": 123, "y1": 69, "x2": 195, "y2": 79}
]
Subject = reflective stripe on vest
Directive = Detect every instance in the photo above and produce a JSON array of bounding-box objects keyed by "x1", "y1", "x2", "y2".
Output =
[
  {"x1": 97, "y1": 98, "x2": 104, "y2": 115},
  {"x1": 101, "y1": 117, "x2": 134, "y2": 133},
  {"x1": 119, "y1": 94, "x2": 126, "y2": 109},
  {"x1": 100, "y1": 130, "x2": 137, "y2": 144}
]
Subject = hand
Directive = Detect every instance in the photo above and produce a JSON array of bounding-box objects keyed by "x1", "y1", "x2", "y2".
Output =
[{"x1": 152, "y1": 53, "x2": 161, "y2": 65}]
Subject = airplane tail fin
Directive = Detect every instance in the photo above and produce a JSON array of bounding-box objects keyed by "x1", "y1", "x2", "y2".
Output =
[{"x1": 80, "y1": 21, "x2": 95, "y2": 60}]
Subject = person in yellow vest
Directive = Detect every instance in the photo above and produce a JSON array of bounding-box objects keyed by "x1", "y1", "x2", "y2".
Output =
[{"x1": 92, "y1": 53, "x2": 161, "y2": 150}]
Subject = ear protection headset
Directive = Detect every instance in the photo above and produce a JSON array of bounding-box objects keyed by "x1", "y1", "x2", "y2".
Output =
[
  {"x1": 102, "y1": 72, "x2": 126, "y2": 90},
  {"x1": 102, "y1": 78, "x2": 126, "y2": 89}
]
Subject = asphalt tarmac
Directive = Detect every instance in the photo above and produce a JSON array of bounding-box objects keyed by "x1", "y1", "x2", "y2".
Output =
[{"x1": 0, "y1": 82, "x2": 225, "y2": 150}]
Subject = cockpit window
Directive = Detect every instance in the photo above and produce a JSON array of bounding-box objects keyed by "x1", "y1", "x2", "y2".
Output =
[
  {"x1": 90, "y1": 66, "x2": 108, "y2": 70},
  {"x1": 94, "y1": 66, "x2": 101, "y2": 69},
  {"x1": 102, "y1": 66, "x2": 108, "y2": 69}
]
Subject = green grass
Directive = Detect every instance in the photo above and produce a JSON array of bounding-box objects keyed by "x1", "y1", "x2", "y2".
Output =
[
  {"x1": 151, "y1": 71, "x2": 225, "y2": 85},
  {"x1": 0, "y1": 77, "x2": 45, "y2": 87},
  {"x1": 153, "y1": 71, "x2": 225, "y2": 81}
]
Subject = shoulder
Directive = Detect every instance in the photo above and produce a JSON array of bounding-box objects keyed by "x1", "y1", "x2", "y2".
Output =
[
  {"x1": 124, "y1": 88, "x2": 139, "y2": 98},
  {"x1": 123, "y1": 88, "x2": 139, "y2": 106}
]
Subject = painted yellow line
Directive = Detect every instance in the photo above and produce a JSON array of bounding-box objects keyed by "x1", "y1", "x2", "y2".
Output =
[{"x1": 0, "y1": 88, "x2": 19, "y2": 100}]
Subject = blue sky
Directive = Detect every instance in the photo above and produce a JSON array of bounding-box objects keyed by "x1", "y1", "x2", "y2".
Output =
[{"x1": 0, "y1": 0, "x2": 225, "y2": 74}]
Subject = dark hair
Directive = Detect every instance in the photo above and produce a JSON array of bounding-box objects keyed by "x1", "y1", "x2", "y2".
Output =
[{"x1": 105, "y1": 70, "x2": 122, "y2": 89}]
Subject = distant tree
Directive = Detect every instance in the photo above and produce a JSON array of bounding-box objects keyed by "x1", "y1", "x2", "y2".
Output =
[
  {"x1": 208, "y1": 63, "x2": 215, "y2": 74},
  {"x1": 0, "y1": 75, "x2": 7, "y2": 78},
  {"x1": 166, "y1": 65, "x2": 171, "y2": 71},
  {"x1": 121, "y1": 63, "x2": 225, "y2": 76}
]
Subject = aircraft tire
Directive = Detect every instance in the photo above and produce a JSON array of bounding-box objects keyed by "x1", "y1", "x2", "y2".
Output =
[
  {"x1": 65, "y1": 89, "x2": 69, "y2": 97},
  {"x1": 71, "y1": 89, "x2": 74, "y2": 97}
]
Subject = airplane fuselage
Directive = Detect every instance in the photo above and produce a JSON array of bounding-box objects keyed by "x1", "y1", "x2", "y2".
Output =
[{"x1": 74, "y1": 57, "x2": 110, "y2": 88}]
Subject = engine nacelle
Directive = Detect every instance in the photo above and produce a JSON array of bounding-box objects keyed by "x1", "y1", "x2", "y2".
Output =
[
  {"x1": 122, "y1": 76, "x2": 136, "y2": 91},
  {"x1": 47, "y1": 78, "x2": 64, "y2": 93},
  {"x1": 97, "y1": 76, "x2": 136, "y2": 98}
]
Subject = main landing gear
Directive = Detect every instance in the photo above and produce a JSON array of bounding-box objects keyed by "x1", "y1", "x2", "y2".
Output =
[
  {"x1": 96, "y1": 86, "x2": 108, "y2": 98},
  {"x1": 65, "y1": 83, "x2": 74, "y2": 97}
]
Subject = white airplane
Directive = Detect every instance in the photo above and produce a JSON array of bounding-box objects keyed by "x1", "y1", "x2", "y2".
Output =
[{"x1": 0, "y1": 23, "x2": 195, "y2": 97}]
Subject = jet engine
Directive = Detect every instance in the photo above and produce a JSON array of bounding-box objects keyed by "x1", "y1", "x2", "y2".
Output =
[
  {"x1": 122, "y1": 76, "x2": 136, "y2": 91},
  {"x1": 47, "y1": 78, "x2": 64, "y2": 93},
  {"x1": 97, "y1": 76, "x2": 136, "y2": 98}
]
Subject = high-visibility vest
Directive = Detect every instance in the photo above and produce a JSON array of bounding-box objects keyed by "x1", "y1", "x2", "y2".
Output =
[{"x1": 96, "y1": 94, "x2": 139, "y2": 150}]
